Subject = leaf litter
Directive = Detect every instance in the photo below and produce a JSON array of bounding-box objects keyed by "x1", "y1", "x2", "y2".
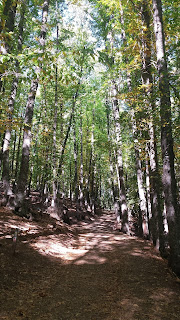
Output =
[{"x1": 0, "y1": 206, "x2": 180, "y2": 320}]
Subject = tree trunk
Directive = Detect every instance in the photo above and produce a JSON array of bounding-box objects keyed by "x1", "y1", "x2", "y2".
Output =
[
  {"x1": 112, "y1": 83, "x2": 129, "y2": 233},
  {"x1": 140, "y1": 0, "x2": 165, "y2": 253},
  {"x1": 73, "y1": 115, "x2": 78, "y2": 205},
  {"x1": 106, "y1": 101, "x2": 121, "y2": 228},
  {"x1": 13, "y1": 124, "x2": 22, "y2": 191},
  {"x1": 69, "y1": 160, "x2": 72, "y2": 205},
  {"x1": 15, "y1": 0, "x2": 49, "y2": 210},
  {"x1": 79, "y1": 110, "x2": 84, "y2": 209},
  {"x1": 0, "y1": 134, "x2": 4, "y2": 174},
  {"x1": 86, "y1": 146, "x2": 92, "y2": 211},
  {"x1": 1, "y1": 1, "x2": 26, "y2": 202},
  {"x1": 131, "y1": 113, "x2": 149, "y2": 239},
  {"x1": 52, "y1": 105, "x2": 58, "y2": 207},
  {"x1": 58, "y1": 82, "x2": 81, "y2": 176},
  {"x1": 89, "y1": 108, "x2": 95, "y2": 214},
  {"x1": 51, "y1": 11, "x2": 59, "y2": 208},
  {"x1": 152, "y1": 0, "x2": 180, "y2": 273},
  {"x1": 2, "y1": 77, "x2": 19, "y2": 201},
  {"x1": 11, "y1": 131, "x2": 17, "y2": 177},
  {"x1": 145, "y1": 149, "x2": 152, "y2": 224}
]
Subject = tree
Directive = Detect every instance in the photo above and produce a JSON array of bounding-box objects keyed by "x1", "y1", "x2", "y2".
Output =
[
  {"x1": 2, "y1": 0, "x2": 26, "y2": 204},
  {"x1": 139, "y1": 0, "x2": 165, "y2": 253},
  {"x1": 0, "y1": 0, "x2": 17, "y2": 91},
  {"x1": 152, "y1": 0, "x2": 180, "y2": 274},
  {"x1": 14, "y1": 0, "x2": 50, "y2": 211}
]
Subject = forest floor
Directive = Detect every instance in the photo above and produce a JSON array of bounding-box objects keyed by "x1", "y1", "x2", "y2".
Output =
[{"x1": 0, "y1": 205, "x2": 180, "y2": 320}]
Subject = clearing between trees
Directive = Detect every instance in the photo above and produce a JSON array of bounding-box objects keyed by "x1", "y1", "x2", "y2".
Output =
[{"x1": 0, "y1": 206, "x2": 180, "y2": 320}]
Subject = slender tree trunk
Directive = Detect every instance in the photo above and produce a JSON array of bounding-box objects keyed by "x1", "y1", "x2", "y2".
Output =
[
  {"x1": 152, "y1": 0, "x2": 180, "y2": 272},
  {"x1": 112, "y1": 83, "x2": 129, "y2": 233},
  {"x1": 2, "y1": 77, "x2": 19, "y2": 200},
  {"x1": 42, "y1": 140, "x2": 51, "y2": 204},
  {"x1": 131, "y1": 113, "x2": 149, "y2": 238},
  {"x1": 0, "y1": 134, "x2": 4, "y2": 174},
  {"x1": 69, "y1": 160, "x2": 72, "y2": 204},
  {"x1": 58, "y1": 109, "x2": 73, "y2": 175},
  {"x1": 2, "y1": 1, "x2": 26, "y2": 201},
  {"x1": 106, "y1": 101, "x2": 121, "y2": 228},
  {"x1": 89, "y1": 108, "x2": 95, "y2": 214},
  {"x1": 52, "y1": 105, "x2": 58, "y2": 207},
  {"x1": 15, "y1": 79, "x2": 39, "y2": 207},
  {"x1": 73, "y1": 115, "x2": 78, "y2": 205},
  {"x1": 13, "y1": 125, "x2": 22, "y2": 191},
  {"x1": 84, "y1": 116, "x2": 89, "y2": 209},
  {"x1": 86, "y1": 147, "x2": 92, "y2": 211},
  {"x1": 27, "y1": 164, "x2": 33, "y2": 197},
  {"x1": 27, "y1": 115, "x2": 41, "y2": 197},
  {"x1": 58, "y1": 83, "x2": 81, "y2": 176},
  {"x1": 145, "y1": 148, "x2": 152, "y2": 222},
  {"x1": 51, "y1": 10, "x2": 59, "y2": 208},
  {"x1": 148, "y1": 120, "x2": 165, "y2": 251},
  {"x1": 79, "y1": 110, "x2": 84, "y2": 208},
  {"x1": 15, "y1": 0, "x2": 49, "y2": 209},
  {"x1": 11, "y1": 131, "x2": 17, "y2": 176}
]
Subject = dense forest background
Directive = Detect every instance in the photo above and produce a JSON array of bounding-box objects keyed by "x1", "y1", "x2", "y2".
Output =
[{"x1": 0, "y1": 0, "x2": 179, "y2": 274}]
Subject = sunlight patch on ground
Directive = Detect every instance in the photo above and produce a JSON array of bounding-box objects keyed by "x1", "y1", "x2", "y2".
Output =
[
  {"x1": 74, "y1": 255, "x2": 107, "y2": 265},
  {"x1": 29, "y1": 232, "x2": 112, "y2": 264},
  {"x1": 150, "y1": 288, "x2": 179, "y2": 301},
  {"x1": 31, "y1": 239, "x2": 88, "y2": 261},
  {"x1": 30, "y1": 234, "x2": 109, "y2": 264},
  {"x1": 131, "y1": 249, "x2": 143, "y2": 257},
  {"x1": 130, "y1": 248, "x2": 163, "y2": 261},
  {"x1": 113, "y1": 235, "x2": 131, "y2": 241},
  {"x1": 28, "y1": 228, "x2": 135, "y2": 264},
  {"x1": 0, "y1": 218, "x2": 40, "y2": 240}
]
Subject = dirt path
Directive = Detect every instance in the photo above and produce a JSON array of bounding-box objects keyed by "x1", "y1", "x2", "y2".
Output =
[{"x1": 0, "y1": 207, "x2": 180, "y2": 320}]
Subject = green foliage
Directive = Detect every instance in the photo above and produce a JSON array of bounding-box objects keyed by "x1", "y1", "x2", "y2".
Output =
[{"x1": 0, "y1": 0, "x2": 179, "y2": 209}]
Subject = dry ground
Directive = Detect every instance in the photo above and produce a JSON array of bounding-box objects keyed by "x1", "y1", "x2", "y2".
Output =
[{"x1": 0, "y1": 206, "x2": 180, "y2": 320}]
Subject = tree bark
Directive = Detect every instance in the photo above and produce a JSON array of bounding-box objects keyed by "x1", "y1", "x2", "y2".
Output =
[
  {"x1": 73, "y1": 115, "x2": 78, "y2": 205},
  {"x1": 52, "y1": 105, "x2": 58, "y2": 207},
  {"x1": 112, "y1": 83, "x2": 129, "y2": 233},
  {"x1": 152, "y1": 0, "x2": 180, "y2": 273},
  {"x1": 140, "y1": 0, "x2": 165, "y2": 254},
  {"x1": 2, "y1": 76, "x2": 19, "y2": 200},
  {"x1": 106, "y1": 101, "x2": 121, "y2": 228},
  {"x1": 58, "y1": 81, "x2": 81, "y2": 176},
  {"x1": 145, "y1": 148, "x2": 152, "y2": 224},
  {"x1": 15, "y1": 0, "x2": 49, "y2": 209},
  {"x1": 90, "y1": 108, "x2": 95, "y2": 214},
  {"x1": 51, "y1": 9, "x2": 59, "y2": 208},
  {"x1": 131, "y1": 113, "x2": 149, "y2": 239},
  {"x1": 11, "y1": 131, "x2": 17, "y2": 177},
  {"x1": 79, "y1": 109, "x2": 84, "y2": 208},
  {"x1": 2, "y1": 1, "x2": 26, "y2": 202},
  {"x1": 13, "y1": 124, "x2": 22, "y2": 191}
]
